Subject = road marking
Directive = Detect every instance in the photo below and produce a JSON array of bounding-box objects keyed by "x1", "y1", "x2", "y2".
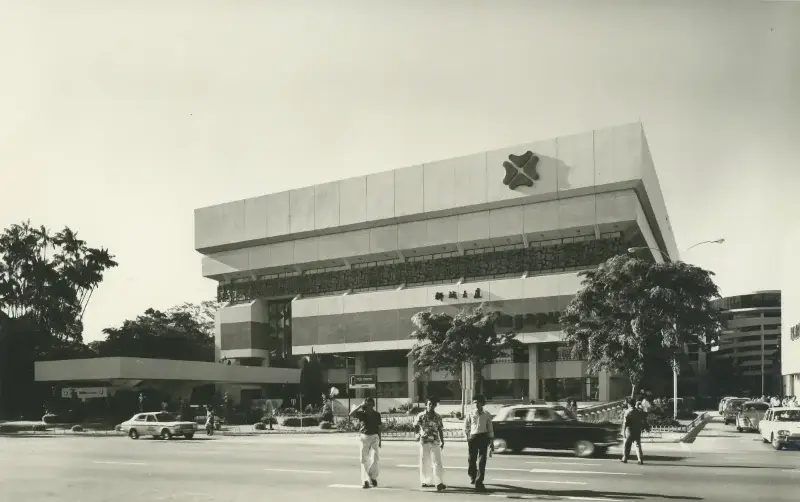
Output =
[
  {"x1": 396, "y1": 464, "x2": 528, "y2": 472},
  {"x1": 525, "y1": 461, "x2": 601, "y2": 466},
  {"x1": 329, "y1": 484, "x2": 400, "y2": 491},
  {"x1": 264, "y1": 468, "x2": 332, "y2": 474},
  {"x1": 92, "y1": 461, "x2": 148, "y2": 466},
  {"x1": 491, "y1": 478, "x2": 587, "y2": 485},
  {"x1": 490, "y1": 495, "x2": 623, "y2": 501},
  {"x1": 529, "y1": 468, "x2": 639, "y2": 476}
]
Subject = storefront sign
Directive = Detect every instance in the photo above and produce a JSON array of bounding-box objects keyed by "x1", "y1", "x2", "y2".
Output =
[
  {"x1": 62, "y1": 387, "x2": 108, "y2": 399},
  {"x1": 349, "y1": 374, "x2": 377, "y2": 390}
]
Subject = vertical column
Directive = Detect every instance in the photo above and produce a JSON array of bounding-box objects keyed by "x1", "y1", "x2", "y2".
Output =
[
  {"x1": 354, "y1": 353, "x2": 367, "y2": 399},
  {"x1": 528, "y1": 344, "x2": 539, "y2": 402},
  {"x1": 407, "y1": 352, "x2": 416, "y2": 404},
  {"x1": 598, "y1": 370, "x2": 611, "y2": 402}
]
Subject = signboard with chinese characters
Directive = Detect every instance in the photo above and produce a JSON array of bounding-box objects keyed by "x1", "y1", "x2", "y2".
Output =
[
  {"x1": 61, "y1": 387, "x2": 108, "y2": 400},
  {"x1": 349, "y1": 374, "x2": 377, "y2": 390}
]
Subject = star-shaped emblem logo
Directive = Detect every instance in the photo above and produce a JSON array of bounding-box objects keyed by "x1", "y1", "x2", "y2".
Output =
[{"x1": 502, "y1": 151, "x2": 540, "y2": 190}]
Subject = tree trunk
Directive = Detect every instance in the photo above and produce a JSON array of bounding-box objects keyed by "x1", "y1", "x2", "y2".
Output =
[
  {"x1": 473, "y1": 364, "x2": 484, "y2": 399},
  {"x1": 630, "y1": 382, "x2": 637, "y2": 399}
]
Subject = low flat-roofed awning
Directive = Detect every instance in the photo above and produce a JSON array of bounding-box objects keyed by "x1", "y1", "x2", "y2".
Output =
[{"x1": 35, "y1": 357, "x2": 300, "y2": 385}]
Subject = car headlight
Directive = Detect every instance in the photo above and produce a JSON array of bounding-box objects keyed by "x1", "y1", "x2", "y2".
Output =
[{"x1": 777, "y1": 430, "x2": 789, "y2": 436}]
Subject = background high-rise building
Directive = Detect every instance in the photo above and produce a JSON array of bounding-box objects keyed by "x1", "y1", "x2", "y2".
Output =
[{"x1": 712, "y1": 291, "x2": 782, "y2": 396}]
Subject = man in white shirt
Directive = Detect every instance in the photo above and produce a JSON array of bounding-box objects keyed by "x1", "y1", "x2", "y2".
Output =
[{"x1": 464, "y1": 394, "x2": 494, "y2": 492}]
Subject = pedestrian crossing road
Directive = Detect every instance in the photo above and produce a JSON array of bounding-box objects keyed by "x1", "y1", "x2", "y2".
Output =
[{"x1": 1, "y1": 430, "x2": 798, "y2": 501}]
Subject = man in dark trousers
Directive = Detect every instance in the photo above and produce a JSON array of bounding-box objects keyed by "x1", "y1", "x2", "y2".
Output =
[
  {"x1": 621, "y1": 398, "x2": 649, "y2": 465},
  {"x1": 464, "y1": 394, "x2": 494, "y2": 492},
  {"x1": 350, "y1": 397, "x2": 382, "y2": 489}
]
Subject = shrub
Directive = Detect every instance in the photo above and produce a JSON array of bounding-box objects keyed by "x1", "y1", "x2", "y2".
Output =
[
  {"x1": 319, "y1": 421, "x2": 332, "y2": 430},
  {"x1": 279, "y1": 416, "x2": 320, "y2": 427},
  {"x1": 645, "y1": 413, "x2": 681, "y2": 428},
  {"x1": 279, "y1": 408, "x2": 298, "y2": 416},
  {"x1": 335, "y1": 416, "x2": 359, "y2": 432},
  {"x1": 253, "y1": 422, "x2": 267, "y2": 431},
  {"x1": 71, "y1": 425, "x2": 84, "y2": 433},
  {"x1": 260, "y1": 415, "x2": 278, "y2": 425}
]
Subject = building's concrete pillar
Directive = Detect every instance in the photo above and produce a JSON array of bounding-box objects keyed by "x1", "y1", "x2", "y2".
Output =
[
  {"x1": 407, "y1": 352, "x2": 416, "y2": 404},
  {"x1": 528, "y1": 344, "x2": 539, "y2": 401},
  {"x1": 598, "y1": 370, "x2": 611, "y2": 402},
  {"x1": 354, "y1": 353, "x2": 367, "y2": 399}
]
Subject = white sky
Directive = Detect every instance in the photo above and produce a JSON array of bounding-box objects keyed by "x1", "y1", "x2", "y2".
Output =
[{"x1": 1, "y1": 0, "x2": 798, "y2": 342}]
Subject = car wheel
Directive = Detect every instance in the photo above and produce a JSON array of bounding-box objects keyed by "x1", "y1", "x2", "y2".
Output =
[
  {"x1": 736, "y1": 427, "x2": 743, "y2": 432},
  {"x1": 128, "y1": 429, "x2": 139, "y2": 440},
  {"x1": 771, "y1": 434, "x2": 782, "y2": 450},
  {"x1": 574, "y1": 440, "x2": 596, "y2": 458},
  {"x1": 492, "y1": 438, "x2": 508, "y2": 454},
  {"x1": 184, "y1": 433, "x2": 194, "y2": 440},
  {"x1": 161, "y1": 429, "x2": 172, "y2": 440},
  {"x1": 762, "y1": 436, "x2": 769, "y2": 443}
]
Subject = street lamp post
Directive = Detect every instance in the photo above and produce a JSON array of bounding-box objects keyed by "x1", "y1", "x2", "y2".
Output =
[{"x1": 627, "y1": 238, "x2": 725, "y2": 420}]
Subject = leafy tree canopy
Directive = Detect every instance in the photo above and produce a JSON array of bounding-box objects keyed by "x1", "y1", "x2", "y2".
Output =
[
  {"x1": 90, "y1": 301, "x2": 221, "y2": 361},
  {"x1": 0, "y1": 221, "x2": 117, "y2": 417},
  {"x1": 409, "y1": 307, "x2": 520, "y2": 394},
  {"x1": 0, "y1": 221, "x2": 118, "y2": 344},
  {"x1": 561, "y1": 254, "x2": 722, "y2": 395}
]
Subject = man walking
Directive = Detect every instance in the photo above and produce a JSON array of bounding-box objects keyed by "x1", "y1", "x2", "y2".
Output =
[
  {"x1": 414, "y1": 397, "x2": 446, "y2": 492},
  {"x1": 349, "y1": 397, "x2": 382, "y2": 489},
  {"x1": 464, "y1": 394, "x2": 494, "y2": 492},
  {"x1": 621, "y1": 398, "x2": 648, "y2": 465}
]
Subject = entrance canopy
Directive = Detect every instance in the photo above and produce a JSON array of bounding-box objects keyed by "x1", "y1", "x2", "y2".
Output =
[{"x1": 35, "y1": 357, "x2": 300, "y2": 386}]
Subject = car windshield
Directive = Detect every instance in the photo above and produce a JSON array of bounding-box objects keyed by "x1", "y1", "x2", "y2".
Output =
[
  {"x1": 743, "y1": 403, "x2": 769, "y2": 412},
  {"x1": 774, "y1": 411, "x2": 800, "y2": 422},
  {"x1": 153, "y1": 413, "x2": 176, "y2": 422},
  {"x1": 728, "y1": 400, "x2": 747, "y2": 410}
]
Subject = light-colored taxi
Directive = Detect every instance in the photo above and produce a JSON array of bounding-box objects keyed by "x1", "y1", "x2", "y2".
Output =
[
  {"x1": 722, "y1": 398, "x2": 748, "y2": 425},
  {"x1": 759, "y1": 407, "x2": 800, "y2": 450},
  {"x1": 736, "y1": 400, "x2": 769, "y2": 432},
  {"x1": 719, "y1": 397, "x2": 737, "y2": 414},
  {"x1": 118, "y1": 412, "x2": 198, "y2": 440}
]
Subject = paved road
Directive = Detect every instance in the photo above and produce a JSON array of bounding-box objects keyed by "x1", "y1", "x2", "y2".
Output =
[{"x1": 1, "y1": 418, "x2": 798, "y2": 502}]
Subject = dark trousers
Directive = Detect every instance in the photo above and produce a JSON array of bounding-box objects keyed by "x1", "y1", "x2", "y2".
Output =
[
  {"x1": 623, "y1": 429, "x2": 643, "y2": 461},
  {"x1": 467, "y1": 433, "x2": 490, "y2": 484}
]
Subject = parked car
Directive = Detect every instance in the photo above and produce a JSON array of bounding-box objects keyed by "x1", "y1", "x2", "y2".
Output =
[
  {"x1": 759, "y1": 407, "x2": 800, "y2": 450},
  {"x1": 719, "y1": 397, "x2": 737, "y2": 414},
  {"x1": 723, "y1": 398, "x2": 748, "y2": 425},
  {"x1": 736, "y1": 401, "x2": 769, "y2": 432},
  {"x1": 491, "y1": 405, "x2": 620, "y2": 458},
  {"x1": 118, "y1": 412, "x2": 198, "y2": 440}
]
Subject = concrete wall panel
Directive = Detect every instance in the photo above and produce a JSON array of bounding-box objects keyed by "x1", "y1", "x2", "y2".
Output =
[
  {"x1": 338, "y1": 177, "x2": 367, "y2": 226},
  {"x1": 366, "y1": 171, "x2": 395, "y2": 221},
  {"x1": 394, "y1": 165, "x2": 424, "y2": 217},
  {"x1": 314, "y1": 182, "x2": 340, "y2": 230},
  {"x1": 289, "y1": 187, "x2": 316, "y2": 234},
  {"x1": 265, "y1": 192, "x2": 291, "y2": 237}
]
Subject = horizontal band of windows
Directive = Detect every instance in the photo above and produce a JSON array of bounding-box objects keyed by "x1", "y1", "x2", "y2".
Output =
[{"x1": 219, "y1": 235, "x2": 630, "y2": 303}]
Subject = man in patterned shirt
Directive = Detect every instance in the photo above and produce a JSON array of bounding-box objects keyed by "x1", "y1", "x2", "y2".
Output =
[{"x1": 414, "y1": 397, "x2": 446, "y2": 492}]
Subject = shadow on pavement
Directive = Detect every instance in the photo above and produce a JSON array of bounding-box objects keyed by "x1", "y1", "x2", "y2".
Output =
[
  {"x1": 446, "y1": 484, "x2": 703, "y2": 500},
  {"x1": 508, "y1": 451, "x2": 688, "y2": 462}
]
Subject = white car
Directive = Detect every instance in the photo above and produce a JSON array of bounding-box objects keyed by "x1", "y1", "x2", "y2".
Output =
[
  {"x1": 118, "y1": 412, "x2": 198, "y2": 440},
  {"x1": 759, "y1": 407, "x2": 800, "y2": 450}
]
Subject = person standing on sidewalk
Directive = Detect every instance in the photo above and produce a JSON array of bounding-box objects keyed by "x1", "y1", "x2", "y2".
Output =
[
  {"x1": 464, "y1": 394, "x2": 494, "y2": 492},
  {"x1": 414, "y1": 397, "x2": 446, "y2": 492},
  {"x1": 621, "y1": 398, "x2": 648, "y2": 465},
  {"x1": 349, "y1": 397, "x2": 382, "y2": 489}
]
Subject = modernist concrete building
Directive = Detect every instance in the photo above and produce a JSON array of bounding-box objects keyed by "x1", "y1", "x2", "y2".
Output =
[
  {"x1": 712, "y1": 291, "x2": 782, "y2": 396},
  {"x1": 196, "y1": 122, "x2": 678, "y2": 406},
  {"x1": 782, "y1": 232, "x2": 800, "y2": 396}
]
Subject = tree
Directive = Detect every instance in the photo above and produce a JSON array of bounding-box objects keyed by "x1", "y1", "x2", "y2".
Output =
[
  {"x1": 0, "y1": 221, "x2": 117, "y2": 417},
  {"x1": 409, "y1": 307, "x2": 519, "y2": 413},
  {"x1": 560, "y1": 254, "x2": 723, "y2": 398},
  {"x1": 299, "y1": 350, "x2": 326, "y2": 408},
  {"x1": 91, "y1": 302, "x2": 221, "y2": 361}
]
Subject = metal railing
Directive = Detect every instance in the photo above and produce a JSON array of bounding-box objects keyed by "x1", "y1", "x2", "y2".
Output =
[{"x1": 575, "y1": 400, "x2": 626, "y2": 423}]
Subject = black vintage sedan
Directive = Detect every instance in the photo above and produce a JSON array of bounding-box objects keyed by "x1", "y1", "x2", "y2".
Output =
[{"x1": 491, "y1": 405, "x2": 621, "y2": 458}]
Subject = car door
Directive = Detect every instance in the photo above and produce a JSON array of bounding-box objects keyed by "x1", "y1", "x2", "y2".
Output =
[
  {"x1": 761, "y1": 411, "x2": 772, "y2": 440},
  {"x1": 500, "y1": 408, "x2": 532, "y2": 448},
  {"x1": 524, "y1": 408, "x2": 554, "y2": 448},
  {"x1": 145, "y1": 415, "x2": 157, "y2": 435}
]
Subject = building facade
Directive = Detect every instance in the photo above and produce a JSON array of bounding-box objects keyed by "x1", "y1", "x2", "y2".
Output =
[
  {"x1": 782, "y1": 230, "x2": 800, "y2": 396},
  {"x1": 712, "y1": 291, "x2": 782, "y2": 396},
  {"x1": 195, "y1": 122, "x2": 678, "y2": 405}
]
